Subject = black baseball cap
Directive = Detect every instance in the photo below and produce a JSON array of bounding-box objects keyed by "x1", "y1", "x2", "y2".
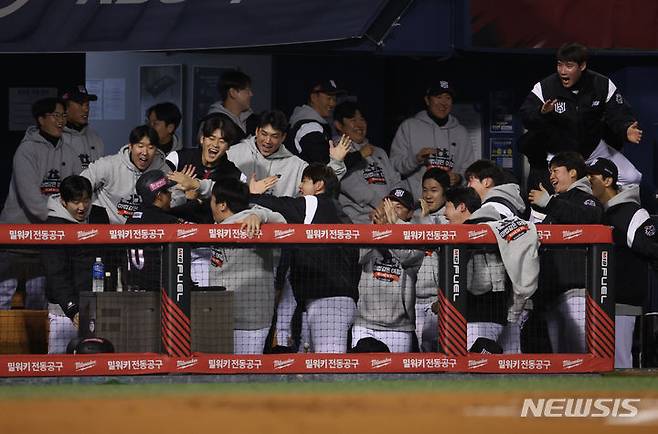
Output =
[
  {"x1": 426, "y1": 80, "x2": 455, "y2": 98},
  {"x1": 61, "y1": 85, "x2": 98, "y2": 103},
  {"x1": 385, "y1": 188, "x2": 415, "y2": 211},
  {"x1": 587, "y1": 157, "x2": 618, "y2": 185},
  {"x1": 310, "y1": 79, "x2": 345, "y2": 95},
  {"x1": 135, "y1": 170, "x2": 176, "y2": 204}
]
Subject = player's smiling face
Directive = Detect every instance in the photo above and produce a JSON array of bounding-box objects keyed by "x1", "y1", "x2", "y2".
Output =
[
  {"x1": 201, "y1": 128, "x2": 229, "y2": 167},
  {"x1": 129, "y1": 137, "x2": 156, "y2": 172},
  {"x1": 549, "y1": 165, "x2": 576, "y2": 193}
]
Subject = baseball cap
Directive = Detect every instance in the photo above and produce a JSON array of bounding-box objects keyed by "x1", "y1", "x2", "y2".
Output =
[
  {"x1": 385, "y1": 188, "x2": 415, "y2": 211},
  {"x1": 310, "y1": 79, "x2": 345, "y2": 95},
  {"x1": 135, "y1": 170, "x2": 176, "y2": 204},
  {"x1": 587, "y1": 157, "x2": 618, "y2": 185},
  {"x1": 426, "y1": 80, "x2": 455, "y2": 98},
  {"x1": 61, "y1": 85, "x2": 98, "y2": 103}
]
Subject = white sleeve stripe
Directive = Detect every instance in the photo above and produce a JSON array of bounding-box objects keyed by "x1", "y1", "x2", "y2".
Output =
[
  {"x1": 166, "y1": 151, "x2": 179, "y2": 169},
  {"x1": 531, "y1": 82, "x2": 544, "y2": 103},
  {"x1": 627, "y1": 208, "x2": 650, "y2": 248},
  {"x1": 303, "y1": 195, "x2": 318, "y2": 224},
  {"x1": 294, "y1": 122, "x2": 324, "y2": 154},
  {"x1": 606, "y1": 79, "x2": 618, "y2": 102}
]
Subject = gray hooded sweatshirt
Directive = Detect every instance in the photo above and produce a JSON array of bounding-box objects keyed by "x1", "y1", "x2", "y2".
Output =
[
  {"x1": 208, "y1": 206, "x2": 286, "y2": 330},
  {"x1": 338, "y1": 139, "x2": 403, "y2": 224},
  {"x1": 62, "y1": 124, "x2": 105, "y2": 174},
  {"x1": 0, "y1": 127, "x2": 82, "y2": 223},
  {"x1": 80, "y1": 145, "x2": 171, "y2": 224},
  {"x1": 354, "y1": 245, "x2": 424, "y2": 332},
  {"x1": 227, "y1": 136, "x2": 346, "y2": 198},
  {"x1": 390, "y1": 111, "x2": 473, "y2": 200},
  {"x1": 208, "y1": 102, "x2": 254, "y2": 135}
]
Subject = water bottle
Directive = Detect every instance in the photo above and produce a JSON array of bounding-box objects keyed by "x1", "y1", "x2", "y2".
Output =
[{"x1": 92, "y1": 257, "x2": 104, "y2": 292}]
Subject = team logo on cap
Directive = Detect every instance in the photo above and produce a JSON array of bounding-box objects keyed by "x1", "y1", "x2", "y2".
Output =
[
  {"x1": 440, "y1": 81, "x2": 449, "y2": 88},
  {"x1": 149, "y1": 178, "x2": 168, "y2": 192},
  {"x1": 393, "y1": 189, "x2": 404, "y2": 197}
]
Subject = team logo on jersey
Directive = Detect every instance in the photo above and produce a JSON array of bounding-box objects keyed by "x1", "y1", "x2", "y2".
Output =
[
  {"x1": 426, "y1": 148, "x2": 454, "y2": 170},
  {"x1": 616, "y1": 93, "x2": 624, "y2": 104},
  {"x1": 554, "y1": 101, "x2": 566, "y2": 113},
  {"x1": 211, "y1": 248, "x2": 226, "y2": 268},
  {"x1": 117, "y1": 194, "x2": 141, "y2": 217},
  {"x1": 363, "y1": 162, "x2": 386, "y2": 185},
  {"x1": 495, "y1": 217, "x2": 529, "y2": 242},
  {"x1": 583, "y1": 199, "x2": 596, "y2": 207},
  {"x1": 591, "y1": 100, "x2": 600, "y2": 107},
  {"x1": 78, "y1": 153, "x2": 91, "y2": 169},
  {"x1": 372, "y1": 256, "x2": 402, "y2": 282},
  {"x1": 40, "y1": 169, "x2": 61, "y2": 195},
  {"x1": 645, "y1": 224, "x2": 656, "y2": 237}
]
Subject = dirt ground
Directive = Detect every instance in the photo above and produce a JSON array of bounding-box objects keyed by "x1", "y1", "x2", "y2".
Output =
[{"x1": 4, "y1": 390, "x2": 658, "y2": 434}]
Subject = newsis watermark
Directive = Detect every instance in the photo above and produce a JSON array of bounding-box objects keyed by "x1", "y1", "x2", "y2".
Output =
[{"x1": 520, "y1": 398, "x2": 640, "y2": 418}]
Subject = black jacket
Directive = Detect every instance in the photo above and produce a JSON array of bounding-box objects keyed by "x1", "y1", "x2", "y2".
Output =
[
  {"x1": 537, "y1": 178, "x2": 603, "y2": 296},
  {"x1": 520, "y1": 69, "x2": 635, "y2": 163},
  {"x1": 285, "y1": 118, "x2": 364, "y2": 170},
  {"x1": 166, "y1": 148, "x2": 244, "y2": 223},
  {"x1": 605, "y1": 185, "x2": 658, "y2": 307},
  {"x1": 250, "y1": 192, "x2": 360, "y2": 304},
  {"x1": 125, "y1": 204, "x2": 184, "y2": 291},
  {"x1": 42, "y1": 205, "x2": 109, "y2": 320}
]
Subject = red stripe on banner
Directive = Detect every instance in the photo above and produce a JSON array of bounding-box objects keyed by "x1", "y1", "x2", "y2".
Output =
[
  {"x1": 0, "y1": 224, "x2": 612, "y2": 245},
  {"x1": 440, "y1": 300, "x2": 467, "y2": 332},
  {"x1": 160, "y1": 290, "x2": 191, "y2": 357},
  {"x1": 587, "y1": 297, "x2": 615, "y2": 330},
  {"x1": 437, "y1": 292, "x2": 467, "y2": 331},
  {"x1": 588, "y1": 316, "x2": 615, "y2": 349},
  {"x1": 161, "y1": 298, "x2": 191, "y2": 333},
  {"x1": 161, "y1": 291, "x2": 191, "y2": 331},
  {"x1": 160, "y1": 316, "x2": 190, "y2": 353},
  {"x1": 437, "y1": 294, "x2": 467, "y2": 356}
]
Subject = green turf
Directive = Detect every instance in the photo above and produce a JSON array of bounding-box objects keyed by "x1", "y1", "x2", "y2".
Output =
[{"x1": 1, "y1": 375, "x2": 658, "y2": 399}]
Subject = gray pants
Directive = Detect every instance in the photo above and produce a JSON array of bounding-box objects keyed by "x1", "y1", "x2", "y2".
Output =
[{"x1": 0, "y1": 251, "x2": 46, "y2": 310}]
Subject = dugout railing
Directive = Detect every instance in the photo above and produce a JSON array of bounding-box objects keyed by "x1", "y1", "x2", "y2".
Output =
[{"x1": 0, "y1": 224, "x2": 614, "y2": 376}]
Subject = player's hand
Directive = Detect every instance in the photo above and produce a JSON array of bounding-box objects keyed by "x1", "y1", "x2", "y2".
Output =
[
  {"x1": 528, "y1": 183, "x2": 549, "y2": 205},
  {"x1": 382, "y1": 198, "x2": 400, "y2": 224},
  {"x1": 329, "y1": 134, "x2": 351, "y2": 162},
  {"x1": 371, "y1": 203, "x2": 387, "y2": 224},
  {"x1": 72, "y1": 313, "x2": 79, "y2": 329},
  {"x1": 540, "y1": 99, "x2": 556, "y2": 114},
  {"x1": 249, "y1": 173, "x2": 279, "y2": 194},
  {"x1": 168, "y1": 170, "x2": 200, "y2": 192},
  {"x1": 420, "y1": 198, "x2": 430, "y2": 217},
  {"x1": 627, "y1": 121, "x2": 643, "y2": 144},
  {"x1": 415, "y1": 147, "x2": 435, "y2": 164},
  {"x1": 238, "y1": 214, "x2": 262, "y2": 238},
  {"x1": 359, "y1": 143, "x2": 374, "y2": 158}
]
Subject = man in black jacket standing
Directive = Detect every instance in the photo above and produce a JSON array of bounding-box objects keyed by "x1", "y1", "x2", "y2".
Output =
[
  {"x1": 588, "y1": 157, "x2": 658, "y2": 368},
  {"x1": 42, "y1": 175, "x2": 109, "y2": 353},
  {"x1": 250, "y1": 164, "x2": 360, "y2": 353},
  {"x1": 520, "y1": 42, "x2": 642, "y2": 191}
]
